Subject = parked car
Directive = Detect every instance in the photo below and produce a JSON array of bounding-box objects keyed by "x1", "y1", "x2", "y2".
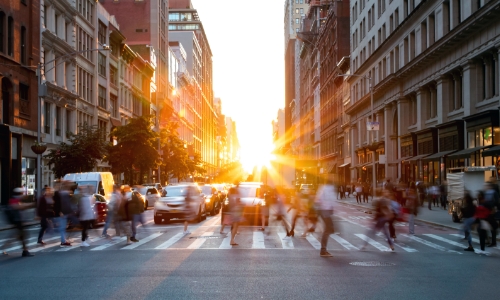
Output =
[
  {"x1": 200, "y1": 185, "x2": 221, "y2": 216},
  {"x1": 154, "y1": 184, "x2": 207, "y2": 224},
  {"x1": 136, "y1": 186, "x2": 161, "y2": 209},
  {"x1": 143, "y1": 183, "x2": 163, "y2": 194},
  {"x1": 237, "y1": 182, "x2": 267, "y2": 226}
]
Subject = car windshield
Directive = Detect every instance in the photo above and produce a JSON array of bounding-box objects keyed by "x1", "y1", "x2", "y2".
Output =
[
  {"x1": 213, "y1": 184, "x2": 224, "y2": 191},
  {"x1": 73, "y1": 181, "x2": 98, "y2": 194},
  {"x1": 238, "y1": 186, "x2": 260, "y2": 198},
  {"x1": 164, "y1": 186, "x2": 189, "y2": 197},
  {"x1": 137, "y1": 187, "x2": 148, "y2": 195},
  {"x1": 200, "y1": 186, "x2": 213, "y2": 195}
]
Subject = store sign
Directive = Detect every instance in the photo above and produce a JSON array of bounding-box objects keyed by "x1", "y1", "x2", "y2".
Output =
[{"x1": 367, "y1": 121, "x2": 379, "y2": 131}]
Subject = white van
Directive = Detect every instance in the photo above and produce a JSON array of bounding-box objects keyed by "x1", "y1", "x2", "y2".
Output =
[{"x1": 63, "y1": 172, "x2": 115, "y2": 201}]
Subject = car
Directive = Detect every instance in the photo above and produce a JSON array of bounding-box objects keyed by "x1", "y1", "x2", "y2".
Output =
[
  {"x1": 299, "y1": 184, "x2": 315, "y2": 195},
  {"x1": 136, "y1": 186, "x2": 161, "y2": 209},
  {"x1": 235, "y1": 182, "x2": 268, "y2": 226},
  {"x1": 212, "y1": 184, "x2": 228, "y2": 200},
  {"x1": 154, "y1": 184, "x2": 207, "y2": 224},
  {"x1": 92, "y1": 194, "x2": 108, "y2": 227},
  {"x1": 200, "y1": 185, "x2": 221, "y2": 216}
]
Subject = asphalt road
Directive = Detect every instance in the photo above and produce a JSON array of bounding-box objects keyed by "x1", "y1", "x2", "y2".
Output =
[{"x1": 0, "y1": 203, "x2": 498, "y2": 299}]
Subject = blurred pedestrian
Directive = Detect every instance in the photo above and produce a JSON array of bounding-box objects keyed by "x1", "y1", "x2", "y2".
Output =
[
  {"x1": 182, "y1": 186, "x2": 198, "y2": 235},
  {"x1": 406, "y1": 187, "x2": 419, "y2": 235},
  {"x1": 360, "y1": 189, "x2": 395, "y2": 252},
  {"x1": 54, "y1": 181, "x2": 74, "y2": 247},
  {"x1": 78, "y1": 185, "x2": 95, "y2": 247},
  {"x1": 315, "y1": 179, "x2": 337, "y2": 257},
  {"x1": 117, "y1": 185, "x2": 133, "y2": 244},
  {"x1": 4, "y1": 187, "x2": 33, "y2": 257},
  {"x1": 355, "y1": 184, "x2": 363, "y2": 204},
  {"x1": 475, "y1": 191, "x2": 492, "y2": 255},
  {"x1": 483, "y1": 182, "x2": 498, "y2": 247},
  {"x1": 388, "y1": 194, "x2": 400, "y2": 240},
  {"x1": 461, "y1": 190, "x2": 476, "y2": 252},
  {"x1": 430, "y1": 184, "x2": 440, "y2": 209},
  {"x1": 130, "y1": 186, "x2": 146, "y2": 242},
  {"x1": 102, "y1": 184, "x2": 121, "y2": 238},
  {"x1": 440, "y1": 181, "x2": 448, "y2": 210},
  {"x1": 258, "y1": 188, "x2": 272, "y2": 232},
  {"x1": 37, "y1": 187, "x2": 55, "y2": 245},
  {"x1": 228, "y1": 187, "x2": 243, "y2": 246},
  {"x1": 363, "y1": 181, "x2": 370, "y2": 203}
]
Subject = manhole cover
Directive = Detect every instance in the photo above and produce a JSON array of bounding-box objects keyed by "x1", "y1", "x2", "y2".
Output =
[
  {"x1": 189, "y1": 236, "x2": 221, "y2": 239},
  {"x1": 349, "y1": 261, "x2": 395, "y2": 267}
]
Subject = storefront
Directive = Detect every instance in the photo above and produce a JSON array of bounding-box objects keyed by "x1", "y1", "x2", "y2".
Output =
[{"x1": 400, "y1": 134, "x2": 416, "y2": 183}]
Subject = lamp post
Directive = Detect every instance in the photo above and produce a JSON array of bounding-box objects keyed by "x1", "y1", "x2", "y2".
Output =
[
  {"x1": 35, "y1": 46, "x2": 110, "y2": 199},
  {"x1": 335, "y1": 73, "x2": 377, "y2": 199}
]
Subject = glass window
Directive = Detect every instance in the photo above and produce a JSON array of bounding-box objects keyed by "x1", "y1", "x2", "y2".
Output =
[
  {"x1": 169, "y1": 13, "x2": 180, "y2": 21},
  {"x1": 483, "y1": 127, "x2": 493, "y2": 146},
  {"x1": 494, "y1": 127, "x2": 500, "y2": 145}
]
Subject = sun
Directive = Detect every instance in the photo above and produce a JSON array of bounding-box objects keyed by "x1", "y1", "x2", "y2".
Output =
[{"x1": 240, "y1": 144, "x2": 274, "y2": 173}]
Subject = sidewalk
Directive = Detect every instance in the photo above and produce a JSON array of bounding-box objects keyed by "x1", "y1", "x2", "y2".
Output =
[
  {"x1": 0, "y1": 208, "x2": 39, "y2": 231},
  {"x1": 335, "y1": 195, "x2": 461, "y2": 231}
]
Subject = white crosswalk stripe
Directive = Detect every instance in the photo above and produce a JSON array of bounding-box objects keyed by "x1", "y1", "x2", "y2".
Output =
[
  {"x1": 122, "y1": 233, "x2": 164, "y2": 250},
  {"x1": 401, "y1": 234, "x2": 462, "y2": 254},
  {"x1": 56, "y1": 237, "x2": 106, "y2": 251},
  {"x1": 424, "y1": 234, "x2": 468, "y2": 248},
  {"x1": 252, "y1": 231, "x2": 265, "y2": 249},
  {"x1": 330, "y1": 234, "x2": 358, "y2": 250},
  {"x1": 305, "y1": 234, "x2": 321, "y2": 250},
  {"x1": 91, "y1": 237, "x2": 126, "y2": 251},
  {"x1": 187, "y1": 232, "x2": 214, "y2": 249},
  {"x1": 355, "y1": 234, "x2": 391, "y2": 251},
  {"x1": 277, "y1": 232, "x2": 294, "y2": 249},
  {"x1": 219, "y1": 234, "x2": 232, "y2": 249},
  {"x1": 30, "y1": 240, "x2": 64, "y2": 252},
  {"x1": 155, "y1": 233, "x2": 184, "y2": 249},
  {"x1": 3, "y1": 236, "x2": 59, "y2": 252}
]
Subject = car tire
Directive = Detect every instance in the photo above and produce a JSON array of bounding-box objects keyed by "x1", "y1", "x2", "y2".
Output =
[{"x1": 154, "y1": 216, "x2": 162, "y2": 224}]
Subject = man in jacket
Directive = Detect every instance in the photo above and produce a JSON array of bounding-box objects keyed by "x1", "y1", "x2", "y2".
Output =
[
  {"x1": 54, "y1": 181, "x2": 74, "y2": 247},
  {"x1": 130, "y1": 187, "x2": 145, "y2": 242},
  {"x1": 315, "y1": 179, "x2": 337, "y2": 257}
]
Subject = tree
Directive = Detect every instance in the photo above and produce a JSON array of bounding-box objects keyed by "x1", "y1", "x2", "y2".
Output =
[
  {"x1": 106, "y1": 116, "x2": 159, "y2": 184},
  {"x1": 45, "y1": 124, "x2": 108, "y2": 178}
]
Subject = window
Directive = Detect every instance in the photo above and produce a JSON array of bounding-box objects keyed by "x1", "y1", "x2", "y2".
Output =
[
  {"x1": 19, "y1": 83, "x2": 29, "y2": 115},
  {"x1": 98, "y1": 53, "x2": 106, "y2": 76},
  {"x1": 98, "y1": 85, "x2": 106, "y2": 108},
  {"x1": 56, "y1": 106, "x2": 61, "y2": 136},
  {"x1": 20, "y1": 26, "x2": 26, "y2": 64},
  {"x1": 66, "y1": 110, "x2": 71, "y2": 136},
  {"x1": 295, "y1": 18, "x2": 299, "y2": 24},
  {"x1": 0, "y1": 12, "x2": 4, "y2": 53},
  {"x1": 76, "y1": 26, "x2": 94, "y2": 62},
  {"x1": 44, "y1": 102, "x2": 51, "y2": 134},
  {"x1": 77, "y1": 66, "x2": 93, "y2": 103},
  {"x1": 300, "y1": 8, "x2": 303, "y2": 14},
  {"x1": 98, "y1": 120, "x2": 107, "y2": 141},
  {"x1": 110, "y1": 94, "x2": 118, "y2": 118},
  {"x1": 7, "y1": 16, "x2": 13, "y2": 56},
  {"x1": 295, "y1": 8, "x2": 299, "y2": 14},
  {"x1": 98, "y1": 21, "x2": 106, "y2": 45},
  {"x1": 110, "y1": 65, "x2": 117, "y2": 85},
  {"x1": 77, "y1": 0, "x2": 94, "y2": 23}
]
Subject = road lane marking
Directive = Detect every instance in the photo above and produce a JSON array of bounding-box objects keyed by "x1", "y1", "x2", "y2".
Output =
[
  {"x1": 154, "y1": 233, "x2": 184, "y2": 249},
  {"x1": 305, "y1": 235, "x2": 321, "y2": 250},
  {"x1": 424, "y1": 234, "x2": 468, "y2": 249},
  {"x1": 277, "y1": 232, "x2": 294, "y2": 249},
  {"x1": 91, "y1": 237, "x2": 126, "y2": 251},
  {"x1": 375, "y1": 233, "x2": 417, "y2": 252},
  {"x1": 330, "y1": 234, "x2": 359, "y2": 250},
  {"x1": 30, "y1": 240, "x2": 64, "y2": 252},
  {"x1": 122, "y1": 233, "x2": 164, "y2": 250},
  {"x1": 3, "y1": 236, "x2": 59, "y2": 252},
  {"x1": 219, "y1": 234, "x2": 232, "y2": 249},
  {"x1": 56, "y1": 237, "x2": 106, "y2": 251},
  {"x1": 355, "y1": 234, "x2": 391, "y2": 251},
  {"x1": 401, "y1": 234, "x2": 462, "y2": 254},
  {"x1": 186, "y1": 232, "x2": 214, "y2": 249},
  {"x1": 252, "y1": 231, "x2": 265, "y2": 249}
]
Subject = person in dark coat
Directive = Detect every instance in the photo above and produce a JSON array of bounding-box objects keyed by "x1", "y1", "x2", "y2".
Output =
[
  {"x1": 37, "y1": 187, "x2": 55, "y2": 245},
  {"x1": 54, "y1": 181, "x2": 74, "y2": 246},
  {"x1": 461, "y1": 191, "x2": 476, "y2": 252}
]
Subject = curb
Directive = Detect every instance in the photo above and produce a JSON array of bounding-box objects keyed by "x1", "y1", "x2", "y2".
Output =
[
  {"x1": 0, "y1": 222, "x2": 38, "y2": 232},
  {"x1": 335, "y1": 200, "x2": 462, "y2": 231}
]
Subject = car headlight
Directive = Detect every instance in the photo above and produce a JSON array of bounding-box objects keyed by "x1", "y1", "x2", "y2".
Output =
[
  {"x1": 205, "y1": 196, "x2": 211, "y2": 203},
  {"x1": 261, "y1": 200, "x2": 266, "y2": 206}
]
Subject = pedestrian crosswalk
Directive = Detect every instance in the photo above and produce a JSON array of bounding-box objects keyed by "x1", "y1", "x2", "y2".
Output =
[{"x1": 2, "y1": 228, "x2": 499, "y2": 255}]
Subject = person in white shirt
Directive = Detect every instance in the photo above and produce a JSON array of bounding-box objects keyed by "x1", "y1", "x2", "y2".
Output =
[
  {"x1": 315, "y1": 179, "x2": 337, "y2": 257},
  {"x1": 78, "y1": 185, "x2": 95, "y2": 247}
]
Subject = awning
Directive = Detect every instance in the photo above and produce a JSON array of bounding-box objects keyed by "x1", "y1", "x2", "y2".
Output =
[
  {"x1": 482, "y1": 145, "x2": 500, "y2": 157},
  {"x1": 422, "y1": 150, "x2": 457, "y2": 162},
  {"x1": 110, "y1": 118, "x2": 122, "y2": 127},
  {"x1": 448, "y1": 146, "x2": 490, "y2": 159},
  {"x1": 339, "y1": 162, "x2": 350, "y2": 168},
  {"x1": 404, "y1": 154, "x2": 430, "y2": 162}
]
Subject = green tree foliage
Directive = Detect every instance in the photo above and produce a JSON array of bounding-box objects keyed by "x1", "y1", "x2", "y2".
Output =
[
  {"x1": 45, "y1": 123, "x2": 108, "y2": 178},
  {"x1": 159, "y1": 121, "x2": 206, "y2": 182},
  {"x1": 106, "y1": 116, "x2": 159, "y2": 184}
]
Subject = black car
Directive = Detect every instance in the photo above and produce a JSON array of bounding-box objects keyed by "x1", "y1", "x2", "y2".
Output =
[{"x1": 200, "y1": 185, "x2": 221, "y2": 216}]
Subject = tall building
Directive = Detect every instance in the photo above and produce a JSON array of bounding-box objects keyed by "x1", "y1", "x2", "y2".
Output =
[
  {"x1": 169, "y1": 0, "x2": 217, "y2": 178},
  {"x1": 100, "y1": 0, "x2": 170, "y2": 129},
  {"x1": 0, "y1": 0, "x2": 40, "y2": 204},
  {"x1": 348, "y1": 0, "x2": 500, "y2": 186}
]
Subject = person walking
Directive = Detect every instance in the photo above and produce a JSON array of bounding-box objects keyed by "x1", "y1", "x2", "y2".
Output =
[
  {"x1": 78, "y1": 185, "x2": 95, "y2": 247},
  {"x1": 37, "y1": 187, "x2": 55, "y2": 245},
  {"x1": 314, "y1": 179, "x2": 336, "y2": 257},
  {"x1": 258, "y1": 188, "x2": 273, "y2": 232},
  {"x1": 182, "y1": 185, "x2": 198, "y2": 235},
  {"x1": 440, "y1": 181, "x2": 448, "y2": 210},
  {"x1": 363, "y1": 181, "x2": 370, "y2": 203},
  {"x1": 54, "y1": 181, "x2": 74, "y2": 247},
  {"x1": 484, "y1": 182, "x2": 499, "y2": 248},
  {"x1": 388, "y1": 195, "x2": 400, "y2": 240},
  {"x1": 360, "y1": 189, "x2": 395, "y2": 251},
  {"x1": 130, "y1": 187, "x2": 146, "y2": 242},
  {"x1": 355, "y1": 183, "x2": 363, "y2": 204},
  {"x1": 406, "y1": 187, "x2": 419, "y2": 235},
  {"x1": 4, "y1": 187, "x2": 34, "y2": 257},
  {"x1": 475, "y1": 191, "x2": 492, "y2": 255},
  {"x1": 228, "y1": 187, "x2": 243, "y2": 246},
  {"x1": 461, "y1": 191, "x2": 476, "y2": 252},
  {"x1": 102, "y1": 184, "x2": 122, "y2": 238},
  {"x1": 117, "y1": 186, "x2": 133, "y2": 244}
]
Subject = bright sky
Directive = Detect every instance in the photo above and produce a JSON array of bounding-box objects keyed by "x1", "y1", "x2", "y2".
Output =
[{"x1": 191, "y1": 0, "x2": 285, "y2": 172}]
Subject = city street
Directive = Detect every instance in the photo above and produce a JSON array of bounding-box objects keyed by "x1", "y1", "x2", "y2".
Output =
[{"x1": 0, "y1": 203, "x2": 498, "y2": 299}]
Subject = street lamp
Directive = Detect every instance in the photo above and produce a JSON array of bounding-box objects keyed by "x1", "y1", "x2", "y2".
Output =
[
  {"x1": 35, "y1": 45, "x2": 110, "y2": 199},
  {"x1": 335, "y1": 73, "x2": 377, "y2": 199}
]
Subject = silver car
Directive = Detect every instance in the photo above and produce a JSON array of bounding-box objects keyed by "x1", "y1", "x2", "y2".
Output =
[
  {"x1": 136, "y1": 187, "x2": 161, "y2": 209},
  {"x1": 154, "y1": 184, "x2": 207, "y2": 224}
]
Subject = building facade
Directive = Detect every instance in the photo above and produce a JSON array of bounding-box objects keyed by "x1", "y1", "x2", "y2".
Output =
[
  {"x1": 0, "y1": 0, "x2": 40, "y2": 204},
  {"x1": 348, "y1": 0, "x2": 500, "y2": 186}
]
